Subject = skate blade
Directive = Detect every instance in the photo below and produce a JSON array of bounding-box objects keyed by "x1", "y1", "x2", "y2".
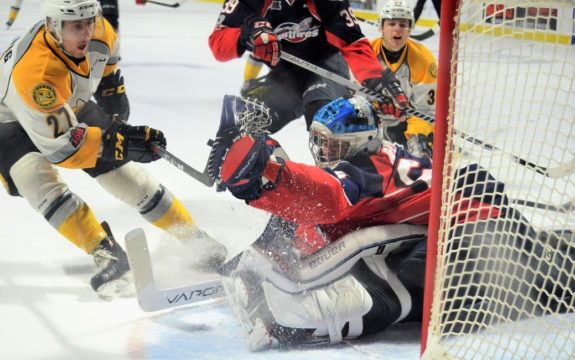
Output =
[{"x1": 96, "y1": 271, "x2": 136, "y2": 301}]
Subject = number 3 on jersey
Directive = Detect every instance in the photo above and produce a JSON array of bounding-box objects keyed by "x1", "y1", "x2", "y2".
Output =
[{"x1": 340, "y1": 8, "x2": 359, "y2": 27}]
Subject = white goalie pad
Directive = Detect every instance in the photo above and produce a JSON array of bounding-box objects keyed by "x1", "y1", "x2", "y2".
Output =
[
  {"x1": 262, "y1": 275, "x2": 373, "y2": 343},
  {"x1": 124, "y1": 229, "x2": 225, "y2": 312},
  {"x1": 233, "y1": 224, "x2": 427, "y2": 294},
  {"x1": 222, "y1": 224, "x2": 427, "y2": 351}
]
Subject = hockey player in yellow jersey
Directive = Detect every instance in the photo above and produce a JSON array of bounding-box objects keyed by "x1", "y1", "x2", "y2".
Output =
[
  {"x1": 371, "y1": 0, "x2": 437, "y2": 158},
  {"x1": 0, "y1": 0, "x2": 227, "y2": 299}
]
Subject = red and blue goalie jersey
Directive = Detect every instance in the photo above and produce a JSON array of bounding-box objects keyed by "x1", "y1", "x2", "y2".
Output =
[{"x1": 250, "y1": 142, "x2": 507, "y2": 256}]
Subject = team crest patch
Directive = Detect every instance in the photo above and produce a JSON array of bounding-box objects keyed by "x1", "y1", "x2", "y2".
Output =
[
  {"x1": 32, "y1": 83, "x2": 56, "y2": 108},
  {"x1": 429, "y1": 62, "x2": 438, "y2": 78}
]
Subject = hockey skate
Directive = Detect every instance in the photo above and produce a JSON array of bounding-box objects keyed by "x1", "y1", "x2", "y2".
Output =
[{"x1": 90, "y1": 222, "x2": 134, "y2": 300}]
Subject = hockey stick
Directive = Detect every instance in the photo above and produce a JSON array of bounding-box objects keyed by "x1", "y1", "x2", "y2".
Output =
[
  {"x1": 140, "y1": 0, "x2": 182, "y2": 8},
  {"x1": 279, "y1": 52, "x2": 436, "y2": 123},
  {"x1": 125, "y1": 228, "x2": 225, "y2": 312},
  {"x1": 456, "y1": 134, "x2": 575, "y2": 179},
  {"x1": 355, "y1": 16, "x2": 438, "y2": 41},
  {"x1": 512, "y1": 198, "x2": 575, "y2": 214},
  {"x1": 151, "y1": 143, "x2": 215, "y2": 187},
  {"x1": 279, "y1": 52, "x2": 575, "y2": 179}
]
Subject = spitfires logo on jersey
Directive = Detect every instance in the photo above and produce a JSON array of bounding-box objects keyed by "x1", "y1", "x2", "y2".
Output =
[
  {"x1": 32, "y1": 83, "x2": 56, "y2": 109},
  {"x1": 275, "y1": 18, "x2": 320, "y2": 43}
]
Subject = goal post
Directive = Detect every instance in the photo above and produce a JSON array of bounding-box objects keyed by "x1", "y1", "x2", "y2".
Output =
[{"x1": 422, "y1": 0, "x2": 575, "y2": 358}]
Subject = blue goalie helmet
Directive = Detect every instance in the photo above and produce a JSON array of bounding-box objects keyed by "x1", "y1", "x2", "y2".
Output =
[{"x1": 309, "y1": 96, "x2": 382, "y2": 167}]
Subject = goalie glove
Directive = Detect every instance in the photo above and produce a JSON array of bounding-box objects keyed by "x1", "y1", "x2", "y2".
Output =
[
  {"x1": 219, "y1": 136, "x2": 283, "y2": 201},
  {"x1": 239, "y1": 16, "x2": 281, "y2": 66}
]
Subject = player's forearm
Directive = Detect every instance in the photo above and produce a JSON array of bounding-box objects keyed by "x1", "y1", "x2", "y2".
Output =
[
  {"x1": 208, "y1": 28, "x2": 243, "y2": 61},
  {"x1": 333, "y1": 37, "x2": 383, "y2": 83},
  {"x1": 251, "y1": 160, "x2": 353, "y2": 225}
]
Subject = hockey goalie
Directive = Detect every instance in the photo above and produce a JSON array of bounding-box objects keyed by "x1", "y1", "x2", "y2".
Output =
[{"x1": 204, "y1": 94, "x2": 574, "y2": 351}]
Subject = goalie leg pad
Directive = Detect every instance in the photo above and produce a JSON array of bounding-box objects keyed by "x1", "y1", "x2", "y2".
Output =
[{"x1": 262, "y1": 275, "x2": 373, "y2": 343}]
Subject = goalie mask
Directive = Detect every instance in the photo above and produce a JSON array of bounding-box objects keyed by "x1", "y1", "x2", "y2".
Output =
[
  {"x1": 379, "y1": 0, "x2": 415, "y2": 29},
  {"x1": 43, "y1": 0, "x2": 103, "y2": 49},
  {"x1": 309, "y1": 96, "x2": 381, "y2": 167}
]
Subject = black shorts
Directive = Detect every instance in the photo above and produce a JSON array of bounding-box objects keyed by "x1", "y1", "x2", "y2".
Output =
[{"x1": 256, "y1": 52, "x2": 351, "y2": 133}]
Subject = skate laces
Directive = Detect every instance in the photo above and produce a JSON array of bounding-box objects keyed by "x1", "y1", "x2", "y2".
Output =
[{"x1": 92, "y1": 242, "x2": 119, "y2": 269}]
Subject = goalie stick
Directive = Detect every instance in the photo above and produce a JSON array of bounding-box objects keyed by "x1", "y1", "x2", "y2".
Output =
[
  {"x1": 126, "y1": 224, "x2": 427, "y2": 312},
  {"x1": 124, "y1": 228, "x2": 225, "y2": 312},
  {"x1": 279, "y1": 52, "x2": 575, "y2": 179}
]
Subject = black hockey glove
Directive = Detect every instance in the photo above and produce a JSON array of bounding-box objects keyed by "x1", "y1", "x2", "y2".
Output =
[
  {"x1": 239, "y1": 16, "x2": 280, "y2": 66},
  {"x1": 362, "y1": 69, "x2": 408, "y2": 109},
  {"x1": 94, "y1": 69, "x2": 130, "y2": 123},
  {"x1": 102, "y1": 123, "x2": 166, "y2": 163}
]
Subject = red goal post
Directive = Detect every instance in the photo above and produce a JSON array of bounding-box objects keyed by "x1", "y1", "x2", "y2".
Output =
[{"x1": 421, "y1": 0, "x2": 574, "y2": 358}]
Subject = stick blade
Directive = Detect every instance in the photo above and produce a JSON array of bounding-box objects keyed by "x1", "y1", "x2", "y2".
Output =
[{"x1": 125, "y1": 228, "x2": 226, "y2": 312}]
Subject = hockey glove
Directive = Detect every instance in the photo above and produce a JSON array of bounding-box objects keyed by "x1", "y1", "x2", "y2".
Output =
[
  {"x1": 94, "y1": 69, "x2": 130, "y2": 123},
  {"x1": 102, "y1": 123, "x2": 166, "y2": 163},
  {"x1": 240, "y1": 16, "x2": 280, "y2": 66},
  {"x1": 220, "y1": 136, "x2": 282, "y2": 201},
  {"x1": 362, "y1": 69, "x2": 408, "y2": 109},
  {"x1": 372, "y1": 97, "x2": 406, "y2": 121}
]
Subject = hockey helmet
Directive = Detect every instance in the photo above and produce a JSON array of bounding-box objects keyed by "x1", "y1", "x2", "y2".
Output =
[
  {"x1": 43, "y1": 0, "x2": 102, "y2": 46},
  {"x1": 379, "y1": 0, "x2": 415, "y2": 29},
  {"x1": 309, "y1": 96, "x2": 381, "y2": 167}
]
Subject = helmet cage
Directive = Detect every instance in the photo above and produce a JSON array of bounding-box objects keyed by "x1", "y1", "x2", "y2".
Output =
[{"x1": 309, "y1": 97, "x2": 382, "y2": 167}]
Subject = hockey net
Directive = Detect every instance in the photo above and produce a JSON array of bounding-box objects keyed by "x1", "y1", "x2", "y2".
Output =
[{"x1": 422, "y1": 0, "x2": 575, "y2": 358}]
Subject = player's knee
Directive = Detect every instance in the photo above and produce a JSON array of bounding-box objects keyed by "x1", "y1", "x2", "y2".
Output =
[
  {"x1": 263, "y1": 275, "x2": 373, "y2": 342},
  {"x1": 10, "y1": 152, "x2": 69, "y2": 214},
  {"x1": 96, "y1": 162, "x2": 193, "y2": 230},
  {"x1": 96, "y1": 162, "x2": 161, "y2": 210}
]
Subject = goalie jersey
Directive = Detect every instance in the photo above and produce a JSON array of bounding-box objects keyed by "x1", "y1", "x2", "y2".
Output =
[
  {"x1": 0, "y1": 18, "x2": 120, "y2": 169},
  {"x1": 251, "y1": 142, "x2": 506, "y2": 256}
]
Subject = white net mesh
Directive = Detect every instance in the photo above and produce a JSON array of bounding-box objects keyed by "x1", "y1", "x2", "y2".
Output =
[
  {"x1": 233, "y1": 96, "x2": 273, "y2": 138},
  {"x1": 424, "y1": 1, "x2": 575, "y2": 359}
]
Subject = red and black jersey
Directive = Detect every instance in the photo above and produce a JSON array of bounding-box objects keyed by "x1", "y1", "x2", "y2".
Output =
[
  {"x1": 251, "y1": 142, "x2": 506, "y2": 256},
  {"x1": 208, "y1": 0, "x2": 383, "y2": 83}
]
